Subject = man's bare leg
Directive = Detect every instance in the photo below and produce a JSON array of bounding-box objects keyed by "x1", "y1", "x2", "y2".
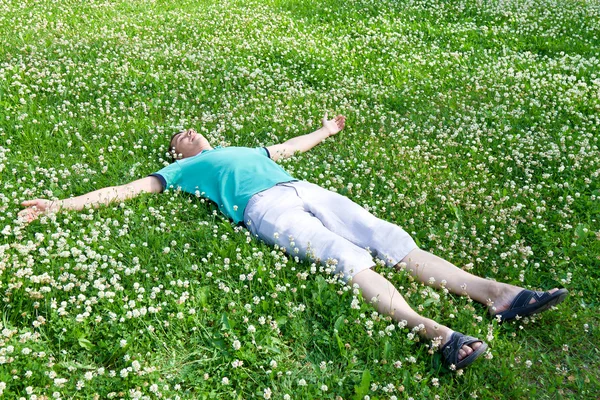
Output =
[
  {"x1": 398, "y1": 248, "x2": 561, "y2": 315},
  {"x1": 351, "y1": 268, "x2": 482, "y2": 362}
]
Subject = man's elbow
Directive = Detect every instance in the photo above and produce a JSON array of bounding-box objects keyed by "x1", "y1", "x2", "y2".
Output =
[
  {"x1": 122, "y1": 177, "x2": 163, "y2": 196},
  {"x1": 278, "y1": 146, "x2": 301, "y2": 160},
  {"x1": 117, "y1": 183, "x2": 145, "y2": 199}
]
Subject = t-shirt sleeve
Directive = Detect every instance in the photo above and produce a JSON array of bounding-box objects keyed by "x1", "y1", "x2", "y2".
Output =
[
  {"x1": 256, "y1": 147, "x2": 270, "y2": 158},
  {"x1": 150, "y1": 162, "x2": 182, "y2": 191}
]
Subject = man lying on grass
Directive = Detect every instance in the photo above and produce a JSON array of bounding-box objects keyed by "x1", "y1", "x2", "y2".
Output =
[{"x1": 19, "y1": 114, "x2": 568, "y2": 370}]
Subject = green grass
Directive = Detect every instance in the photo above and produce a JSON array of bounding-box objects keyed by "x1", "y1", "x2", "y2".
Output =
[{"x1": 1, "y1": 0, "x2": 599, "y2": 398}]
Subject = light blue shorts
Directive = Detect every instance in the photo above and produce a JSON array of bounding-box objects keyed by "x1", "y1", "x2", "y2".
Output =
[{"x1": 243, "y1": 181, "x2": 417, "y2": 281}]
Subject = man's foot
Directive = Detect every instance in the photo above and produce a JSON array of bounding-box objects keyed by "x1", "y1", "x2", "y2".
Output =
[
  {"x1": 490, "y1": 288, "x2": 568, "y2": 322},
  {"x1": 440, "y1": 331, "x2": 488, "y2": 370}
]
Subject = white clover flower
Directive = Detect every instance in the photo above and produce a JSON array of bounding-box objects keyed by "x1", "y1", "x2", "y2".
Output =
[
  {"x1": 263, "y1": 387, "x2": 272, "y2": 399},
  {"x1": 54, "y1": 378, "x2": 68, "y2": 387},
  {"x1": 131, "y1": 360, "x2": 141, "y2": 372}
]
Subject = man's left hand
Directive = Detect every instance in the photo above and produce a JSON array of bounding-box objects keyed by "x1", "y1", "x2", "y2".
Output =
[{"x1": 322, "y1": 113, "x2": 346, "y2": 136}]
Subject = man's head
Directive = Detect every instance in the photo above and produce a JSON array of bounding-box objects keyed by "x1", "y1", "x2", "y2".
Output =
[{"x1": 168, "y1": 129, "x2": 213, "y2": 160}]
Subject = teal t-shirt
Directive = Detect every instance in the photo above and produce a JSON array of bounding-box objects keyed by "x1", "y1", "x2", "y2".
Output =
[{"x1": 151, "y1": 146, "x2": 295, "y2": 223}]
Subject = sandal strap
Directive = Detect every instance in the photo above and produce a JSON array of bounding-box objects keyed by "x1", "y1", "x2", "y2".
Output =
[
  {"x1": 441, "y1": 332, "x2": 482, "y2": 364},
  {"x1": 508, "y1": 290, "x2": 551, "y2": 310}
]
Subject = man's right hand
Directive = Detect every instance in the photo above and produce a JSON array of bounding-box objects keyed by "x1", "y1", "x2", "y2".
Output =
[{"x1": 18, "y1": 199, "x2": 60, "y2": 223}]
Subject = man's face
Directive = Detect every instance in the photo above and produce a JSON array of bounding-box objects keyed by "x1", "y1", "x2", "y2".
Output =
[{"x1": 170, "y1": 129, "x2": 205, "y2": 159}]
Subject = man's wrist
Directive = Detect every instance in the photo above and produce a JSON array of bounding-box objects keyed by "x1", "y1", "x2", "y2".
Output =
[
  {"x1": 318, "y1": 127, "x2": 332, "y2": 137},
  {"x1": 51, "y1": 200, "x2": 63, "y2": 212}
]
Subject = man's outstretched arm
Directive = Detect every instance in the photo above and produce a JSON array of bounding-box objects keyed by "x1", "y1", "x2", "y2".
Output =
[
  {"x1": 267, "y1": 114, "x2": 345, "y2": 161},
  {"x1": 18, "y1": 176, "x2": 163, "y2": 223}
]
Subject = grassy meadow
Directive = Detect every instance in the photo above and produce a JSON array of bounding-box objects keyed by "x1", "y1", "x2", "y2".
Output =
[{"x1": 1, "y1": 0, "x2": 599, "y2": 398}]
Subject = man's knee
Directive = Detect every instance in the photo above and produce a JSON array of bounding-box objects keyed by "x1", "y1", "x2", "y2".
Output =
[
  {"x1": 397, "y1": 246, "x2": 422, "y2": 267},
  {"x1": 346, "y1": 265, "x2": 376, "y2": 285}
]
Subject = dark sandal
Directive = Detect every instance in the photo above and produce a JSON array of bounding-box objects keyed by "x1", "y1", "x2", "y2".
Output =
[
  {"x1": 440, "y1": 332, "x2": 488, "y2": 370},
  {"x1": 494, "y1": 288, "x2": 568, "y2": 322}
]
